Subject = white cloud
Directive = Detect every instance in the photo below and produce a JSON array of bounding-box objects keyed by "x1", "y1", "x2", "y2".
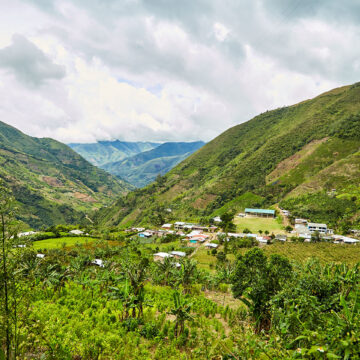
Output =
[
  {"x1": 213, "y1": 22, "x2": 229, "y2": 42},
  {"x1": 0, "y1": 0, "x2": 359, "y2": 144}
]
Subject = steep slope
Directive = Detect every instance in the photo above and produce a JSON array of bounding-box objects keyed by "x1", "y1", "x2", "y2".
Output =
[
  {"x1": 0, "y1": 121, "x2": 132, "y2": 228},
  {"x1": 102, "y1": 141, "x2": 205, "y2": 187},
  {"x1": 68, "y1": 140, "x2": 159, "y2": 166},
  {"x1": 96, "y1": 82, "x2": 360, "y2": 228}
]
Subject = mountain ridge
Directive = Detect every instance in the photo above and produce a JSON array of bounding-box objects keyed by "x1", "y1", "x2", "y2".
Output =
[
  {"x1": 96, "y1": 82, "x2": 360, "y2": 229},
  {"x1": 0, "y1": 121, "x2": 132, "y2": 228},
  {"x1": 102, "y1": 141, "x2": 205, "y2": 187}
]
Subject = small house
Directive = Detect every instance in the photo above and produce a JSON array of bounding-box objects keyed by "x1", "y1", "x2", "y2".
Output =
[
  {"x1": 18, "y1": 231, "x2": 37, "y2": 237},
  {"x1": 162, "y1": 224, "x2": 173, "y2": 229},
  {"x1": 36, "y1": 253, "x2": 45, "y2": 259},
  {"x1": 153, "y1": 252, "x2": 173, "y2": 261},
  {"x1": 205, "y1": 243, "x2": 218, "y2": 249},
  {"x1": 213, "y1": 216, "x2": 221, "y2": 223},
  {"x1": 138, "y1": 231, "x2": 152, "y2": 238},
  {"x1": 275, "y1": 234, "x2": 287, "y2": 242},
  {"x1": 170, "y1": 251, "x2": 186, "y2": 258},
  {"x1": 70, "y1": 229, "x2": 84, "y2": 235}
]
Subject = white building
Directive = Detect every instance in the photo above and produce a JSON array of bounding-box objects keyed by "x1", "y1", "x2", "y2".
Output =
[
  {"x1": 307, "y1": 223, "x2": 327, "y2": 234},
  {"x1": 170, "y1": 251, "x2": 186, "y2": 258},
  {"x1": 70, "y1": 229, "x2": 84, "y2": 235}
]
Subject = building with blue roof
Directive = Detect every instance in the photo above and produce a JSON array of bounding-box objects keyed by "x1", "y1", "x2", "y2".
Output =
[{"x1": 245, "y1": 208, "x2": 275, "y2": 218}]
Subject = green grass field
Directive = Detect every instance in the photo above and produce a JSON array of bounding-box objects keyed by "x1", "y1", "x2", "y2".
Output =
[
  {"x1": 234, "y1": 216, "x2": 285, "y2": 234},
  {"x1": 33, "y1": 237, "x2": 97, "y2": 250}
]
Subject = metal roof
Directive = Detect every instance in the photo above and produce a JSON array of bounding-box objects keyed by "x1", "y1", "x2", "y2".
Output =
[{"x1": 245, "y1": 208, "x2": 275, "y2": 215}]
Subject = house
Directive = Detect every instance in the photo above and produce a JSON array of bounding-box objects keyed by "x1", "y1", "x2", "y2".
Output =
[
  {"x1": 334, "y1": 236, "x2": 360, "y2": 244},
  {"x1": 187, "y1": 230, "x2": 203, "y2": 237},
  {"x1": 138, "y1": 231, "x2": 152, "y2": 238},
  {"x1": 275, "y1": 234, "x2": 287, "y2": 241},
  {"x1": 299, "y1": 233, "x2": 311, "y2": 241},
  {"x1": 295, "y1": 218, "x2": 308, "y2": 225},
  {"x1": 174, "y1": 222, "x2": 186, "y2": 229},
  {"x1": 257, "y1": 237, "x2": 269, "y2": 244},
  {"x1": 205, "y1": 243, "x2": 218, "y2": 249},
  {"x1": 245, "y1": 208, "x2": 275, "y2": 218},
  {"x1": 36, "y1": 254, "x2": 45, "y2": 259},
  {"x1": 132, "y1": 227, "x2": 145, "y2": 232},
  {"x1": 170, "y1": 251, "x2": 186, "y2": 258},
  {"x1": 307, "y1": 223, "x2": 327, "y2": 234},
  {"x1": 153, "y1": 252, "x2": 173, "y2": 261},
  {"x1": 162, "y1": 224, "x2": 173, "y2": 229},
  {"x1": 70, "y1": 229, "x2": 84, "y2": 235},
  {"x1": 18, "y1": 231, "x2": 37, "y2": 237},
  {"x1": 92, "y1": 259, "x2": 104, "y2": 267},
  {"x1": 281, "y1": 210, "x2": 290, "y2": 216}
]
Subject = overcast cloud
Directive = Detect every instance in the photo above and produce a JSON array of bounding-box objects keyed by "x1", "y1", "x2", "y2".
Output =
[{"x1": 0, "y1": 0, "x2": 359, "y2": 143}]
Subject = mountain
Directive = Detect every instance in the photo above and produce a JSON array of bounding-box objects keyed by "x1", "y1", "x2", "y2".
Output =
[
  {"x1": 68, "y1": 141, "x2": 160, "y2": 166},
  {"x1": 0, "y1": 121, "x2": 133, "y2": 228},
  {"x1": 96, "y1": 82, "x2": 360, "y2": 229},
  {"x1": 102, "y1": 141, "x2": 205, "y2": 187}
]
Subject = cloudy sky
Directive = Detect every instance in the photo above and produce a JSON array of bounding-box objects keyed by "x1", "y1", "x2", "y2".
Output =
[{"x1": 0, "y1": 0, "x2": 359, "y2": 143}]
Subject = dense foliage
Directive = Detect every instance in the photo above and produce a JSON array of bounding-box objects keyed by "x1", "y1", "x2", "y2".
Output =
[{"x1": 0, "y1": 121, "x2": 131, "y2": 228}]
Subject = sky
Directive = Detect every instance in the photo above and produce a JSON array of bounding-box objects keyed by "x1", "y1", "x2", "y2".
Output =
[{"x1": 0, "y1": 0, "x2": 359, "y2": 143}]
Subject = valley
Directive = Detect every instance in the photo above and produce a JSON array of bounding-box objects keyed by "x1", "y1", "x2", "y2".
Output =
[{"x1": 1, "y1": 83, "x2": 360, "y2": 359}]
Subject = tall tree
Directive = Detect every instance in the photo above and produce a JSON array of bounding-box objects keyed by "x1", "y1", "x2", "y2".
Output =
[{"x1": 0, "y1": 183, "x2": 18, "y2": 359}]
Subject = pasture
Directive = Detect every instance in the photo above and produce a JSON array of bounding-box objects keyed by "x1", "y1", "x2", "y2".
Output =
[{"x1": 32, "y1": 236, "x2": 97, "y2": 250}]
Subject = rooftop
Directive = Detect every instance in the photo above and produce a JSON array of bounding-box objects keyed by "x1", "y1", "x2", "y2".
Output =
[{"x1": 245, "y1": 208, "x2": 275, "y2": 215}]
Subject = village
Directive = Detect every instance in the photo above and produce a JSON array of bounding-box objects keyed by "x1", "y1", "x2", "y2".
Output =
[{"x1": 122, "y1": 207, "x2": 360, "y2": 263}]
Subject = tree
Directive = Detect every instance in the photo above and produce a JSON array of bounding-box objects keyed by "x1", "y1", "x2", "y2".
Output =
[
  {"x1": 169, "y1": 291, "x2": 194, "y2": 337},
  {"x1": 220, "y1": 212, "x2": 236, "y2": 234},
  {"x1": 177, "y1": 258, "x2": 197, "y2": 294},
  {"x1": 0, "y1": 183, "x2": 20, "y2": 359},
  {"x1": 285, "y1": 225, "x2": 293, "y2": 233},
  {"x1": 231, "y1": 248, "x2": 292, "y2": 332}
]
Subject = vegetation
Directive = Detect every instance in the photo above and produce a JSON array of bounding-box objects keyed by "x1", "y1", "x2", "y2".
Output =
[
  {"x1": 0, "y1": 121, "x2": 132, "y2": 228},
  {"x1": 97, "y1": 83, "x2": 360, "y2": 231}
]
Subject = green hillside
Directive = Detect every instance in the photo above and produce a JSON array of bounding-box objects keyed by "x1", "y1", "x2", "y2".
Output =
[
  {"x1": 96, "y1": 82, "x2": 360, "y2": 229},
  {"x1": 0, "y1": 121, "x2": 133, "y2": 228},
  {"x1": 102, "y1": 141, "x2": 205, "y2": 187},
  {"x1": 68, "y1": 140, "x2": 159, "y2": 166}
]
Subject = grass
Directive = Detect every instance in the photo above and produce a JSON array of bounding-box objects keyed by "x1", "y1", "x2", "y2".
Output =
[
  {"x1": 234, "y1": 216, "x2": 285, "y2": 234},
  {"x1": 33, "y1": 236, "x2": 97, "y2": 250}
]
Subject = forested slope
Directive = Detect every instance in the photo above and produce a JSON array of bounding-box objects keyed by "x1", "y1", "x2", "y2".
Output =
[
  {"x1": 97, "y1": 82, "x2": 360, "y2": 228},
  {"x1": 0, "y1": 121, "x2": 132, "y2": 228}
]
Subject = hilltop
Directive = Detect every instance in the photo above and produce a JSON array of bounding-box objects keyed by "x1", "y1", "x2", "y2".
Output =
[
  {"x1": 96, "y1": 82, "x2": 360, "y2": 229},
  {"x1": 102, "y1": 141, "x2": 205, "y2": 187},
  {"x1": 0, "y1": 121, "x2": 133, "y2": 228}
]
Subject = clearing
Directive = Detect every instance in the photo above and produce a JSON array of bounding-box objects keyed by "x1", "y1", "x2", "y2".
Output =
[
  {"x1": 234, "y1": 216, "x2": 285, "y2": 234},
  {"x1": 33, "y1": 236, "x2": 97, "y2": 250}
]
